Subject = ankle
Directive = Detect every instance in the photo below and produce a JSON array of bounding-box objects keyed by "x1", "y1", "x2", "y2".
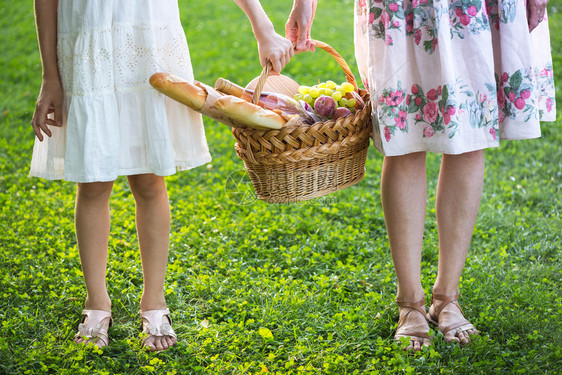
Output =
[
  {"x1": 396, "y1": 287, "x2": 425, "y2": 303},
  {"x1": 140, "y1": 292, "x2": 167, "y2": 311},
  {"x1": 431, "y1": 283, "x2": 460, "y2": 299},
  {"x1": 84, "y1": 295, "x2": 112, "y2": 311}
]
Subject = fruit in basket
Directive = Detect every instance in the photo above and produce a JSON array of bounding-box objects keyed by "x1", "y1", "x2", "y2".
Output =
[
  {"x1": 294, "y1": 80, "x2": 364, "y2": 120},
  {"x1": 314, "y1": 95, "x2": 336, "y2": 117},
  {"x1": 333, "y1": 107, "x2": 352, "y2": 120}
]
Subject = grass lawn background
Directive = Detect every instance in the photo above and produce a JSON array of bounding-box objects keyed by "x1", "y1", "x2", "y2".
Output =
[{"x1": 0, "y1": 0, "x2": 560, "y2": 373}]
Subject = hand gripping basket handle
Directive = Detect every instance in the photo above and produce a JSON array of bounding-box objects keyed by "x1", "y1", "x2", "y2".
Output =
[{"x1": 252, "y1": 40, "x2": 359, "y2": 105}]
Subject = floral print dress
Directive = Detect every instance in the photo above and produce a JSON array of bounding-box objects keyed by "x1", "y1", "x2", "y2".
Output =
[{"x1": 354, "y1": 0, "x2": 556, "y2": 156}]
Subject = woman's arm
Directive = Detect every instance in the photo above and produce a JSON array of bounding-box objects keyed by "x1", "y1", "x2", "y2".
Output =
[
  {"x1": 527, "y1": 0, "x2": 548, "y2": 32},
  {"x1": 285, "y1": 0, "x2": 317, "y2": 52},
  {"x1": 32, "y1": 0, "x2": 63, "y2": 141},
  {"x1": 232, "y1": 0, "x2": 294, "y2": 72}
]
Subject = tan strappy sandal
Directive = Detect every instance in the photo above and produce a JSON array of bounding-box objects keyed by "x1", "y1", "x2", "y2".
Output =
[
  {"x1": 427, "y1": 293, "x2": 478, "y2": 343},
  {"x1": 140, "y1": 308, "x2": 177, "y2": 352},
  {"x1": 394, "y1": 297, "x2": 431, "y2": 350},
  {"x1": 74, "y1": 309, "x2": 113, "y2": 348}
]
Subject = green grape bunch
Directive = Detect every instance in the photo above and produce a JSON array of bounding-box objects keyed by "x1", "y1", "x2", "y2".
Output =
[{"x1": 294, "y1": 81, "x2": 357, "y2": 110}]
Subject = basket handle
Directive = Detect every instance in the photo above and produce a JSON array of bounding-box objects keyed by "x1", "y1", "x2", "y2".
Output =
[{"x1": 252, "y1": 40, "x2": 358, "y2": 105}]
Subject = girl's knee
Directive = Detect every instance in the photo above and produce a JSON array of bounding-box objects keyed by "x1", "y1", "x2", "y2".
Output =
[
  {"x1": 128, "y1": 174, "x2": 167, "y2": 201},
  {"x1": 77, "y1": 181, "x2": 114, "y2": 201}
]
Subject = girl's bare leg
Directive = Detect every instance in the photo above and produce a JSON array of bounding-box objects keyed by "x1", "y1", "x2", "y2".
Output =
[
  {"x1": 74, "y1": 181, "x2": 114, "y2": 345},
  {"x1": 128, "y1": 174, "x2": 175, "y2": 351},
  {"x1": 381, "y1": 152, "x2": 430, "y2": 351}
]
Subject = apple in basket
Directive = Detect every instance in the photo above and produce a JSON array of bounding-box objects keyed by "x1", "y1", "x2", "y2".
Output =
[{"x1": 314, "y1": 95, "x2": 336, "y2": 117}]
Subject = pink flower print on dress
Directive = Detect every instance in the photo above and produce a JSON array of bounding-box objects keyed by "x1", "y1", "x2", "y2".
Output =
[
  {"x1": 467, "y1": 5, "x2": 478, "y2": 17},
  {"x1": 508, "y1": 92, "x2": 516, "y2": 102},
  {"x1": 520, "y1": 89, "x2": 531, "y2": 99},
  {"x1": 546, "y1": 98, "x2": 553, "y2": 112},
  {"x1": 490, "y1": 128, "x2": 497, "y2": 140},
  {"x1": 513, "y1": 97, "x2": 525, "y2": 110},
  {"x1": 411, "y1": 84, "x2": 419, "y2": 94},
  {"x1": 423, "y1": 124, "x2": 434, "y2": 138},
  {"x1": 406, "y1": 13, "x2": 414, "y2": 33},
  {"x1": 423, "y1": 101, "x2": 439, "y2": 123},
  {"x1": 381, "y1": 11, "x2": 390, "y2": 28},
  {"x1": 384, "y1": 126, "x2": 392, "y2": 141},
  {"x1": 460, "y1": 14, "x2": 471, "y2": 25},
  {"x1": 415, "y1": 96, "x2": 422, "y2": 106},
  {"x1": 359, "y1": 0, "x2": 367, "y2": 8},
  {"x1": 414, "y1": 29, "x2": 422, "y2": 44},
  {"x1": 501, "y1": 72, "x2": 509, "y2": 83},
  {"x1": 427, "y1": 89, "x2": 438, "y2": 101},
  {"x1": 415, "y1": 113, "x2": 422, "y2": 120},
  {"x1": 395, "y1": 110, "x2": 407, "y2": 129},
  {"x1": 392, "y1": 19, "x2": 400, "y2": 28},
  {"x1": 540, "y1": 68, "x2": 553, "y2": 78},
  {"x1": 369, "y1": 12, "x2": 376, "y2": 24},
  {"x1": 389, "y1": 2, "x2": 399, "y2": 12},
  {"x1": 385, "y1": 34, "x2": 393, "y2": 45},
  {"x1": 386, "y1": 90, "x2": 405, "y2": 106}
]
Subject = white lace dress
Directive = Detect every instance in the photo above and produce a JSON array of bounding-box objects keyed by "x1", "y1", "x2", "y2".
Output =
[{"x1": 30, "y1": 0, "x2": 211, "y2": 182}]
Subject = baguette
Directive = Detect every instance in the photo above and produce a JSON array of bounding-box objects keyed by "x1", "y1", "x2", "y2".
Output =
[
  {"x1": 214, "y1": 96, "x2": 286, "y2": 130},
  {"x1": 149, "y1": 73, "x2": 207, "y2": 110}
]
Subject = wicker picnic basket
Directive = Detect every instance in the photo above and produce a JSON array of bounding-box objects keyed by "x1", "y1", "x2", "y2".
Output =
[{"x1": 232, "y1": 40, "x2": 372, "y2": 204}]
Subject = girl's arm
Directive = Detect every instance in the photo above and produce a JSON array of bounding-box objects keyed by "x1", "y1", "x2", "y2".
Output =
[
  {"x1": 285, "y1": 0, "x2": 317, "y2": 52},
  {"x1": 31, "y1": 0, "x2": 63, "y2": 141},
  {"x1": 232, "y1": 0, "x2": 294, "y2": 72}
]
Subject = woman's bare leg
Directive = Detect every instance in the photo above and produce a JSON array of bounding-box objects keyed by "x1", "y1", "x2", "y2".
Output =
[
  {"x1": 430, "y1": 150, "x2": 484, "y2": 344},
  {"x1": 381, "y1": 152, "x2": 430, "y2": 351}
]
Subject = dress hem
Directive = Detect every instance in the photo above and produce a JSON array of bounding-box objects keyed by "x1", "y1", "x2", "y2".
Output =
[{"x1": 29, "y1": 155, "x2": 212, "y2": 183}]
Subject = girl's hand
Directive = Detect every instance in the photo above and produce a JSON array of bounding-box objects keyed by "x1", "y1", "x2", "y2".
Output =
[
  {"x1": 527, "y1": 0, "x2": 548, "y2": 32},
  {"x1": 258, "y1": 33, "x2": 294, "y2": 73},
  {"x1": 285, "y1": 0, "x2": 317, "y2": 52},
  {"x1": 31, "y1": 78, "x2": 63, "y2": 142}
]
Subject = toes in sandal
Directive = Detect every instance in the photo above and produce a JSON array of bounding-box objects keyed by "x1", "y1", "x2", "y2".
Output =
[
  {"x1": 74, "y1": 309, "x2": 113, "y2": 347},
  {"x1": 394, "y1": 297, "x2": 431, "y2": 348},
  {"x1": 140, "y1": 308, "x2": 177, "y2": 351},
  {"x1": 427, "y1": 293, "x2": 478, "y2": 340}
]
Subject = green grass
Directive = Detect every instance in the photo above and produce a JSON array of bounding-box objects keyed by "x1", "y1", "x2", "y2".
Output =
[{"x1": 1, "y1": 0, "x2": 561, "y2": 373}]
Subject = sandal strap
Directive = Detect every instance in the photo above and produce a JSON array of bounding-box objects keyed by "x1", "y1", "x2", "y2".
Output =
[
  {"x1": 396, "y1": 297, "x2": 427, "y2": 321},
  {"x1": 430, "y1": 292, "x2": 462, "y2": 320},
  {"x1": 140, "y1": 308, "x2": 177, "y2": 342},
  {"x1": 429, "y1": 293, "x2": 475, "y2": 336}
]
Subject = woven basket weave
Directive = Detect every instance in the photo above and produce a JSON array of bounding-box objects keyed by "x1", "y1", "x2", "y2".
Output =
[{"x1": 232, "y1": 40, "x2": 371, "y2": 204}]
